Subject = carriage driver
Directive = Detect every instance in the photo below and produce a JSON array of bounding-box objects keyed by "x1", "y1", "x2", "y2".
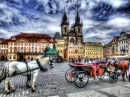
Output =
[{"x1": 105, "y1": 58, "x2": 115, "y2": 72}]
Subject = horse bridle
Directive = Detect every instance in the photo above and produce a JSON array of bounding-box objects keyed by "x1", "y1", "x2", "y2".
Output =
[{"x1": 36, "y1": 59, "x2": 47, "y2": 71}]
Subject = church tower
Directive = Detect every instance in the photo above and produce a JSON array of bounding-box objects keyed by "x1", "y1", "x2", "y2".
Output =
[
  {"x1": 74, "y1": 10, "x2": 83, "y2": 43},
  {"x1": 61, "y1": 8, "x2": 69, "y2": 36}
]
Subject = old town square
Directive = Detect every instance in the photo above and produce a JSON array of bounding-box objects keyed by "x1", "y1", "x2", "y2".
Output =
[
  {"x1": 0, "y1": 61, "x2": 130, "y2": 97},
  {"x1": 0, "y1": 0, "x2": 130, "y2": 97}
]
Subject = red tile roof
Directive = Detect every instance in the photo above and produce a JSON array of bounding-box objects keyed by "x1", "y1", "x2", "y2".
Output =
[
  {"x1": 0, "y1": 38, "x2": 4, "y2": 41},
  {"x1": 0, "y1": 39, "x2": 10, "y2": 44},
  {"x1": 126, "y1": 34, "x2": 130, "y2": 38},
  {"x1": 13, "y1": 32, "x2": 52, "y2": 39}
]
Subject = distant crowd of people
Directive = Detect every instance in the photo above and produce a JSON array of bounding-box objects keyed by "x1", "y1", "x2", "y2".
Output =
[
  {"x1": 69, "y1": 57, "x2": 100, "y2": 63},
  {"x1": 69, "y1": 57, "x2": 129, "y2": 64}
]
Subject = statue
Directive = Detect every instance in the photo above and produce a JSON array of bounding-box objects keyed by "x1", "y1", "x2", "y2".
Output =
[{"x1": 43, "y1": 43, "x2": 58, "y2": 56}]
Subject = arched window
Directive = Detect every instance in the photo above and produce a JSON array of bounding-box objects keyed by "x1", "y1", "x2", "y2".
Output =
[
  {"x1": 65, "y1": 27, "x2": 67, "y2": 32},
  {"x1": 78, "y1": 27, "x2": 80, "y2": 33},
  {"x1": 70, "y1": 38, "x2": 74, "y2": 44}
]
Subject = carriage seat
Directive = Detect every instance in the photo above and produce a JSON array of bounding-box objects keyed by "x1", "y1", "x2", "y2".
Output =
[{"x1": 68, "y1": 62, "x2": 93, "y2": 69}]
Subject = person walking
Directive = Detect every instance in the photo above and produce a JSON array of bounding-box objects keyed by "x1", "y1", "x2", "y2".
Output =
[
  {"x1": 128, "y1": 58, "x2": 130, "y2": 82},
  {"x1": 78, "y1": 56, "x2": 81, "y2": 62}
]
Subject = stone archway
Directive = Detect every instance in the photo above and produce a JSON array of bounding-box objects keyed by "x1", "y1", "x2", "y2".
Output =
[
  {"x1": 1, "y1": 56, "x2": 5, "y2": 61},
  {"x1": 19, "y1": 55, "x2": 24, "y2": 61}
]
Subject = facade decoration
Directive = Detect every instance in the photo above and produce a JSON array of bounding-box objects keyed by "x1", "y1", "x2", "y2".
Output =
[
  {"x1": 61, "y1": 9, "x2": 84, "y2": 59},
  {"x1": 103, "y1": 40, "x2": 112, "y2": 58},
  {"x1": 118, "y1": 32, "x2": 130, "y2": 56},
  {"x1": 0, "y1": 32, "x2": 54, "y2": 61},
  {"x1": 85, "y1": 42, "x2": 103, "y2": 58},
  {"x1": 111, "y1": 36, "x2": 119, "y2": 56},
  {"x1": 54, "y1": 32, "x2": 65, "y2": 58}
]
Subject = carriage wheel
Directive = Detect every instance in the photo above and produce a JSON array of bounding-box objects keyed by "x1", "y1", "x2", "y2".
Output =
[
  {"x1": 109, "y1": 72, "x2": 118, "y2": 83},
  {"x1": 97, "y1": 71, "x2": 106, "y2": 80},
  {"x1": 74, "y1": 71, "x2": 89, "y2": 88},
  {"x1": 65, "y1": 68, "x2": 77, "y2": 83}
]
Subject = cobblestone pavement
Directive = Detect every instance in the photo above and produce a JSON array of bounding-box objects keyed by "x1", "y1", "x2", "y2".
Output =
[{"x1": 0, "y1": 61, "x2": 130, "y2": 97}]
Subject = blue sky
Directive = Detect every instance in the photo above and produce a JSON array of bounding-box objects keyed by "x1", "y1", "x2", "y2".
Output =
[{"x1": 0, "y1": 0, "x2": 130, "y2": 44}]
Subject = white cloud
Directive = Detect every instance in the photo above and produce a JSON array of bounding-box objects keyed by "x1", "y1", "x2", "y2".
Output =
[
  {"x1": 97, "y1": 0, "x2": 129, "y2": 8},
  {"x1": 0, "y1": 28, "x2": 14, "y2": 38},
  {"x1": 107, "y1": 17, "x2": 130, "y2": 29},
  {"x1": 0, "y1": 0, "x2": 130, "y2": 45}
]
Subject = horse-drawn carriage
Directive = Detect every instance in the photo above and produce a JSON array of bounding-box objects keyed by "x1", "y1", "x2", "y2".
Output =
[
  {"x1": 65, "y1": 59, "x2": 119, "y2": 88},
  {"x1": 0, "y1": 45, "x2": 57, "y2": 94}
]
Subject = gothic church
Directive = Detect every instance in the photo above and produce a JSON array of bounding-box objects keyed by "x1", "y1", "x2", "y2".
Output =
[{"x1": 61, "y1": 9, "x2": 84, "y2": 58}]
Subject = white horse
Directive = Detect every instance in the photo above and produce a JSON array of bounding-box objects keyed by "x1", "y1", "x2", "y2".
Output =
[{"x1": 0, "y1": 56, "x2": 52, "y2": 93}]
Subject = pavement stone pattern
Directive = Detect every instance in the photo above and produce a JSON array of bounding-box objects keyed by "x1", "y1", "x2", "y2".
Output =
[
  {"x1": 100, "y1": 86, "x2": 130, "y2": 97},
  {"x1": 0, "y1": 61, "x2": 130, "y2": 97},
  {"x1": 67, "y1": 90, "x2": 107, "y2": 97}
]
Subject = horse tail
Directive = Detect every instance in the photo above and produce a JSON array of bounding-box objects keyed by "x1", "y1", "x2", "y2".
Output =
[{"x1": 0, "y1": 65, "x2": 6, "y2": 83}]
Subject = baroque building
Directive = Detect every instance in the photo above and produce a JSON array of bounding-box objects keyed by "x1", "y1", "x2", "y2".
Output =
[
  {"x1": 85, "y1": 42, "x2": 103, "y2": 58},
  {"x1": 0, "y1": 32, "x2": 54, "y2": 61},
  {"x1": 54, "y1": 32, "x2": 65, "y2": 58},
  {"x1": 111, "y1": 36, "x2": 119, "y2": 56},
  {"x1": 103, "y1": 40, "x2": 112, "y2": 58},
  {"x1": 61, "y1": 9, "x2": 84, "y2": 59},
  {"x1": 118, "y1": 32, "x2": 130, "y2": 56}
]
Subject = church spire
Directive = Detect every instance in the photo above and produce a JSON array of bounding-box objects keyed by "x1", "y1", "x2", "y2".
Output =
[
  {"x1": 75, "y1": 10, "x2": 80, "y2": 24},
  {"x1": 61, "y1": 7, "x2": 69, "y2": 26},
  {"x1": 74, "y1": 9, "x2": 82, "y2": 27},
  {"x1": 63, "y1": 7, "x2": 67, "y2": 21}
]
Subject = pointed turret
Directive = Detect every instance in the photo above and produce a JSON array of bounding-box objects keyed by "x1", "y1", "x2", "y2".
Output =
[
  {"x1": 75, "y1": 11, "x2": 80, "y2": 23},
  {"x1": 61, "y1": 8, "x2": 69, "y2": 26},
  {"x1": 74, "y1": 10, "x2": 83, "y2": 27}
]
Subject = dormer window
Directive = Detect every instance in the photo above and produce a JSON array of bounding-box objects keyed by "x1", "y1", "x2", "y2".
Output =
[{"x1": 12, "y1": 37, "x2": 16, "y2": 40}]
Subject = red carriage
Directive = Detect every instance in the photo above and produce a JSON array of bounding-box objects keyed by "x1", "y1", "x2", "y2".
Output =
[{"x1": 65, "y1": 59, "x2": 118, "y2": 88}]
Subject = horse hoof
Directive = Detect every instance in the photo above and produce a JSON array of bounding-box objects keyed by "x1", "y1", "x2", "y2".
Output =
[
  {"x1": 123, "y1": 79, "x2": 126, "y2": 81},
  {"x1": 31, "y1": 88, "x2": 36, "y2": 92},
  {"x1": 26, "y1": 84, "x2": 31, "y2": 88},
  {"x1": 11, "y1": 89, "x2": 15, "y2": 92},
  {"x1": 5, "y1": 90, "x2": 10, "y2": 94}
]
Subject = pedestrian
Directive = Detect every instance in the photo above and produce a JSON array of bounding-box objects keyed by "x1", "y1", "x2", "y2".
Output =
[
  {"x1": 128, "y1": 58, "x2": 130, "y2": 82},
  {"x1": 78, "y1": 56, "x2": 81, "y2": 62}
]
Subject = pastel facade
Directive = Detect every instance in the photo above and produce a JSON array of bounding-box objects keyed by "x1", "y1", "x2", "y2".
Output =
[
  {"x1": 118, "y1": 32, "x2": 130, "y2": 56},
  {"x1": 61, "y1": 9, "x2": 84, "y2": 59},
  {"x1": 85, "y1": 42, "x2": 103, "y2": 58},
  {"x1": 0, "y1": 33, "x2": 54, "y2": 61}
]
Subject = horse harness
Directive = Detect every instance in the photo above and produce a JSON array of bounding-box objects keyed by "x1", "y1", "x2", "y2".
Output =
[
  {"x1": 4, "y1": 59, "x2": 47, "y2": 78},
  {"x1": 25, "y1": 61, "x2": 31, "y2": 78},
  {"x1": 36, "y1": 59, "x2": 48, "y2": 72}
]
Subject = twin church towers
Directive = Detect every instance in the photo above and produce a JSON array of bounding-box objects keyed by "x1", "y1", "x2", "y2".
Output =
[
  {"x1": 60, "y1": 9, "x2": 84, "y2": 58},
  {"x1": 61, "y1": 9, "x2": 83, "y2": 46}
]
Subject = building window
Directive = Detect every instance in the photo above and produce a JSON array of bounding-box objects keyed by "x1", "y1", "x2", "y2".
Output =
[
  {"x1": 28, "y1": 57, "x2": 30, "y2": 59},
  {"x1": 78, "y1": 27, "x2": 80, "y2": 33},
  {"x1": 65, "y1": 27, "x2": 67, "y2": 32},
  {"x1": 13, "y1": 56, "x2": 15, "y2": 59},
  {"x1": 70, "y1": 38, "x2": 74, "y2": 44}
]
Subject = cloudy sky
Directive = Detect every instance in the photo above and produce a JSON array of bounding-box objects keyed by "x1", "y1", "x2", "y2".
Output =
[{"x1": 0, "y1": 0, "x2": 130, "y2": 45}]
